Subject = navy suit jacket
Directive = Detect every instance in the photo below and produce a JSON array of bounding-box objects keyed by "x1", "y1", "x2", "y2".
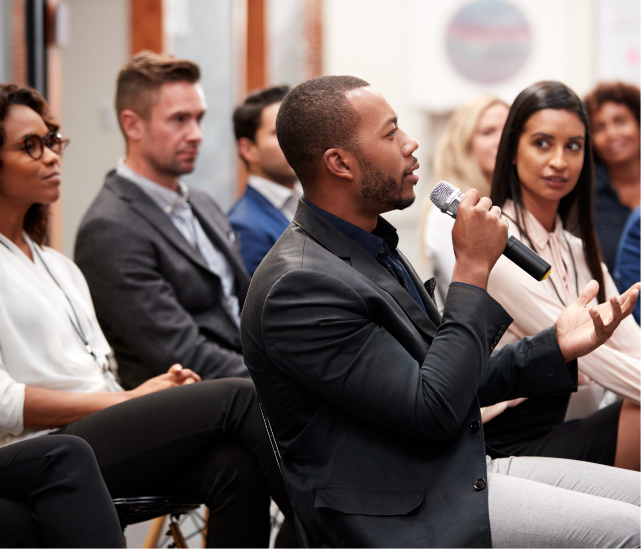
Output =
[
  {"x1": 241, "y1": 199, "x2": 578, "y2": 547},
  {"x1": 228, "y1": 185, "x2": 291, "y2": 275}
]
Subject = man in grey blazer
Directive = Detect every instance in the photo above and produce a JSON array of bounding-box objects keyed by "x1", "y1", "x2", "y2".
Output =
[
  {"x1": 241, "y1": 76, "x2": 641, "y2": 547},
  {"x1": 75, "y1": 52, "x2": 249, "y2": 390}
]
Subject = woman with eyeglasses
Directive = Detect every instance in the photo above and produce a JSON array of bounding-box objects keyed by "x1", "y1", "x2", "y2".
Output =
[
  {"x1": 0, "y1": 84, "x2": 293, "y2": 547},
  {"x1": 483, "y1": 81, "x2": 640, "y2": 470}
]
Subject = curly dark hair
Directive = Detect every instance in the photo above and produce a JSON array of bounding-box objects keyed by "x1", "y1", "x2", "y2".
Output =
[
  {"x1": 490, "y1": 81, "x2": 605, "y2": 304},
  {"x1": 584, "y1": 82, "x2": 640, "y2": 164},
  {"x1": 0, "y1": 84, "x2": 58, "y2": 245}
]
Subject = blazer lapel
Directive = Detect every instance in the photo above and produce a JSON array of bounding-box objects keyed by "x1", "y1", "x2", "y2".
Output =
[
  {"x1": 294, "y1": 200, "x2": 437, "y2": 340},
  {"x1": 107, "y1": 175, "x2": 211, "y2": 272},
  {"x1": 349, "y1": 247, "x2": 437, "y2": 340},
  {"x1": 398, "y1": 251, "x2": 442, "y2": 328},
  {"x1": 246, "y1": 186, "x2": 290, "y2": 227}
]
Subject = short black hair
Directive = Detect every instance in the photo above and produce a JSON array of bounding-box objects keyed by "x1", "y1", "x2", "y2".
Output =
[
  {"x1": 233, "y1": 85, "x2": 290, "y2": 143},
  {"x1": 275, "y1": 75, "x2": 370, "y2": 189}
]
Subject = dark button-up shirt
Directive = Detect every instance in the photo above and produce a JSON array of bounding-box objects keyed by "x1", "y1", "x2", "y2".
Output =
[
  {"x1": 593, "y1": 162, "x2": 632, "y2": 274},
  {"x1": 304, "y1": 198, "x2": 427, "y2": 313}
]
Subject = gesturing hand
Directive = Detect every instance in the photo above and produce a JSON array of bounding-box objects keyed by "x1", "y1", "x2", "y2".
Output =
[
  {"x1": 127, "y1": 364, "x2": 201, "y2": 399},
  {"x1": 556, "y1": 280, "x2": 640, "y2": 363}
]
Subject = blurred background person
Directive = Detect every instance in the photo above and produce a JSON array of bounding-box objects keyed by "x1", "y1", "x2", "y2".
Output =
[
  {"x1": 228, "y1": 85, "x2": 301, "y2": 276},
  {"x1": 486, "y1": 81, "x2": 640, "y2": 470},
  {"x1": 422, "y1": 95, "x2": 509, "y2": 301},
  {"x1": 614, "y1": 206, "x2": 641, "y2": 324},
  {"x1": 584, "y1": 82, "x2": 640, "y2": 274}
]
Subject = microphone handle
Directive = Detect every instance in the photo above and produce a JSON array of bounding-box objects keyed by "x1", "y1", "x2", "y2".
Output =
[{"x1": 504, "y1": 234, "x2": 551, "y2": 281}]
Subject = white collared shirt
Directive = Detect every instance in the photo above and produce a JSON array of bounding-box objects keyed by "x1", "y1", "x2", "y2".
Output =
[
  {"x1": 116, "y1": 159, "x2": 241, "y2": 326},
  {"x1": 247, "y1": 175, "x2": 302, "y2": 222},
  {"x1": 0, "y1": 233, "x2": 120, "y2": 446}
]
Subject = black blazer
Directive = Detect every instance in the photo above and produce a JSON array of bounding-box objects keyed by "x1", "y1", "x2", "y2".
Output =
[
  {"x1": 241, "y1": 200, "x2": 578, "y2": 548},
  {"x1": 75, "y1": 171, "x2": 251, "y2": 389}
]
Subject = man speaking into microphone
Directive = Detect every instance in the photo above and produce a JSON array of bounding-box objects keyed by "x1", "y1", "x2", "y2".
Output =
[{"x1": 241, "y1": 76, "x2": 641, "y2": 548}]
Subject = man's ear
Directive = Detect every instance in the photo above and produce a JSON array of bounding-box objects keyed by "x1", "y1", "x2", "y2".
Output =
[
  {"x1": 120, "y1": 109, "x2": 144, "y2": 142},
  {"x1": 322, "y1": 148, "x2": 355, "y2": 181},
  {"x1": 237, "y1": 137, "x2": 259, "y2": 166}
]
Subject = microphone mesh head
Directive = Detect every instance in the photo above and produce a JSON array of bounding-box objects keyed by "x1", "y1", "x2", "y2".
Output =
[{"x1": 429, "y1": 180, "x2": 459, "y2": 211}]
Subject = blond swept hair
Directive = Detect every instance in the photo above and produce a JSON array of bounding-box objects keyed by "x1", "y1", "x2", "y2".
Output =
[
  {"x1": 115, "y1": 50, "x2": 200, "y2": 134},
  {"x1": 420, "y1": 95, "x2": 508, "y2": 264}
]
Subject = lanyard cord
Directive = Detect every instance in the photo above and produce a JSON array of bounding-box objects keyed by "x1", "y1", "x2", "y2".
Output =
[
  {"x1": 0, "y1": 238, "x2": 106, "y2": 370},
  {"x1": 502, "y1": 212, "x2": 579, "y2": 307},
  {"x1": 31, "y1": 245, "x2": 94, "y2": 353}
]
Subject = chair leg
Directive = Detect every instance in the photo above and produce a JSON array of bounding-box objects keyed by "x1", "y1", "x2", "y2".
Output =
[
  {"x1": 168, "y1": 515, "x2": 188, "y2": 549},
  {"x1": 202, "y1": 509, "x2": 209, "y2": 548},
  {"x1": 143, "y1": 515, "x2": 166, "y2": 548}
]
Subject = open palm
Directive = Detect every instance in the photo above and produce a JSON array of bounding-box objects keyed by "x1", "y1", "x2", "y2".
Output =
[{"x1": 556, "y1": 280, "x2": 640, "y2": 363}]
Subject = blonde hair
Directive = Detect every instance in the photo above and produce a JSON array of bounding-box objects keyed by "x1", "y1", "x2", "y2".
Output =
[
  {"x1": 420, "y1": 95, "x2": 508, "y2": 265},
  {"x1": 434, "y1": 94, "x2": 508, "y2": 195}
]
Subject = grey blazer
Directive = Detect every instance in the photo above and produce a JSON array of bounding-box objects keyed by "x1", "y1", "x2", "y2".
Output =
[
  {"x1": 75, "y1": 171, "x2": 250, "y2": 389},
  {"x1": 241, "y1": 199, "x2": 578, "y2": 548}
]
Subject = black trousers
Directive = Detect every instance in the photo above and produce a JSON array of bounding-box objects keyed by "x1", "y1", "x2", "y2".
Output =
[
  {"x1": 0, "y1": 435, "x2": 123, "y2": 548},
  {"x1": 55, "y1": 378, "x2": 294, "y2": 547}
]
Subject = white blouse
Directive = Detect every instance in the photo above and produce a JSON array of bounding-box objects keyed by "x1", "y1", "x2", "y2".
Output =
[
  {"x1": 423, "y1": 206, "x2": 456, "y2": 301},
  {"x1": 0, "y1": 233, "x2": 121, "y2": 446},
  {"x1": 487, "y1": 201, "x2": 640, "y2": 405}
]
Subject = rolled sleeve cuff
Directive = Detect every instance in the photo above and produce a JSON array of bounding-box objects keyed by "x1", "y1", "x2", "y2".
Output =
[{"x1": 0, "y1": 381, "x2": 26, "y2": 436}]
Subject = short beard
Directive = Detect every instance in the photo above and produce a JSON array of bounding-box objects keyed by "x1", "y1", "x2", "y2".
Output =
[{"x1": 358, "y1": 156, "x2": 415, "y2": 212}]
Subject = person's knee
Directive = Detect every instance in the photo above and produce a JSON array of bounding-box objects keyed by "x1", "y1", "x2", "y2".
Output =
[
  {"x1": 203, "y1": 444, "x2": 269, "y2": 505},
  {"x1": 50, "y1": 435, "x2": 97, "y2": 465}
]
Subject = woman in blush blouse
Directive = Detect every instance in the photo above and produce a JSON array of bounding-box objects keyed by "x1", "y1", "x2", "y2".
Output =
[
  {"x1": 422, "y1": 95, "x2": 509, "y2": 301},
  {"x1": 0, "y1": 84, "x2": 293, "y2": 547},
  {"x1": 485, "y1": 81, "x2": 640, "y2": 470}
]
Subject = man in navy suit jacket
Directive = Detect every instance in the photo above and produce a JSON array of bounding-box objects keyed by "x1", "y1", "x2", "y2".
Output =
[{"x1": 228, "y1": 86, "x2": 302, "y2": 275}]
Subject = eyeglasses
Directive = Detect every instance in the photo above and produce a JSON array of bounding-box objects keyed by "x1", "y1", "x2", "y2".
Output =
[{"x1": 2, "y1": 131, "x2": 70, "y2": 160}]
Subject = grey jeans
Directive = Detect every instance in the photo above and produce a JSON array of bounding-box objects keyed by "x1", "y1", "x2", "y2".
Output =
[{"x1": 487, "y1": 456, "x2": 640, "y2": 548}]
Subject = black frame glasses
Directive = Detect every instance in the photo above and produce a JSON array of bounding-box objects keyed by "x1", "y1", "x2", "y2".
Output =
[{"x1": 3, "y1": 131, "x2": 70, "y2": 159}]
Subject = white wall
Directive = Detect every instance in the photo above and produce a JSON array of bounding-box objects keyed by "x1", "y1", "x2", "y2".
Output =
[
  {"x1": 323, "y1": 0, "x2": 435, "y2": 271},
  {"x1": 322, "y1": 0, "x2": 607, "y2": 271},
  {"x1": 60, "y1": 0, "x2": 129, "y2": 257}
]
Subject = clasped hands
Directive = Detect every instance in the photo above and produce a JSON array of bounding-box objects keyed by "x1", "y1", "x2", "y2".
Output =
[{"x1": 127, "y1": 364, "x2": 201, "y2": 399}]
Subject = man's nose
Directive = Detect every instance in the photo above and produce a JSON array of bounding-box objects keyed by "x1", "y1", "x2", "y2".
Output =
[
  {"x1": 187, "y1": 120, "x2": 203, "y2": 142},
  {"x1": 401, "y1": 131, "x2": 419, "y2": 156}
]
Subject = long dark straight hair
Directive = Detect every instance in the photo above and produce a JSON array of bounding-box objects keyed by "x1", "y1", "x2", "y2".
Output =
[{"x1": 490, "y1": 81, "x2": 605, "y2": 304}]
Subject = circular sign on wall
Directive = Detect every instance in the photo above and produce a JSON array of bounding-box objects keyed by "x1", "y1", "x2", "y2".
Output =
[{"x1": 446, "y1": 0, "x2": 531, "y2": 84}]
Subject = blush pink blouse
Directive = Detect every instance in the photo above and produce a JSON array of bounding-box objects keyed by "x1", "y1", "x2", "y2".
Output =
[{"x1": 485, "y1": 200, "x2": 640, "y2": 416}]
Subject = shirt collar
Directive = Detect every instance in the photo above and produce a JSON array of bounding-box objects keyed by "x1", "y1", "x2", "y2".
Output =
[
  {"x1": 302, "y1": 198, "x2": 400, "y2": 260},
  {"x1": 247, "y1": 175, "x2": 302, "y2": 210},
  {"x1": 117, "y1": 158, "x2": 190, "y2": 214},
  {"x1": 503, "y1": 199, "x2": 566, "y2": 251}
]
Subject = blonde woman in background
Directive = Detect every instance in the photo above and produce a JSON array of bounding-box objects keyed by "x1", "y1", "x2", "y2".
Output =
[{"x1": 422, "y1": 95, "x2": 509, "y2": 300}]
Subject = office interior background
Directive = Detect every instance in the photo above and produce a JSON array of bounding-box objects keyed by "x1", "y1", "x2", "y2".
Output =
[{"x1": 0, "y1": 0, "x2": 639, "y2": 272}]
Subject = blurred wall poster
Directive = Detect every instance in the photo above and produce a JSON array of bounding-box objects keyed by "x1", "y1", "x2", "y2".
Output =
[{"x1": 597, "y1": 0, "x2": 640, "y2": 85}]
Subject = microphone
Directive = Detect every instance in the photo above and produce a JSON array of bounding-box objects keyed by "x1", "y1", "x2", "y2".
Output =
[{"x1": 429, "y1": 180, "x2": 552, "y2": 281}]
